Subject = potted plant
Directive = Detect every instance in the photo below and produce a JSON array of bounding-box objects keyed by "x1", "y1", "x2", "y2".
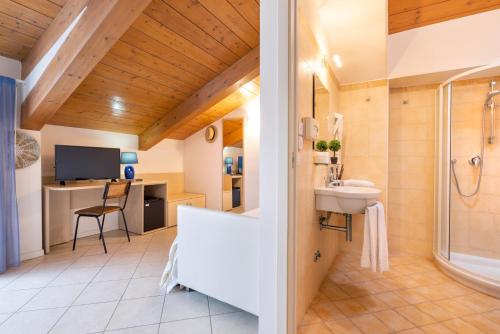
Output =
[
  {"x1": 328, "y1": 139, "x2": 341, "y2": 164},
  {"x1": 314, "y1": 140, "x2": 330, "y2": 164}
]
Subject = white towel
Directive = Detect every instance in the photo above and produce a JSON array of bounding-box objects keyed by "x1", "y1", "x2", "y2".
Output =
[
  {"x1": 160, "y1": 237, "x2": 179, "y2": 293},
  {"x1": 361, "y1": 202, "x2": 389, "y2": 272}
]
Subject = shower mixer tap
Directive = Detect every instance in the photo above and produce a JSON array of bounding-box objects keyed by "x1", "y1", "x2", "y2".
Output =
[
  {"x1": 487, "y1": 81, "x2": 497, "y2": 144},
  {"x1": 468, "y1": 155, "x2": 481, "y2": 167}
]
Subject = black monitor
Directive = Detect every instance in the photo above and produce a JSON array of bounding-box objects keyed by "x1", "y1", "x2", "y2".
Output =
[{"x1": 55, "y1": 145, "x2": 120, "y2": 182}]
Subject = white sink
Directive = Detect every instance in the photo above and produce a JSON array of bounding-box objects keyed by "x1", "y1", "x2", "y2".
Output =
[{"x1": 315, "y1": 186, "x2": 381, "y2": 214}]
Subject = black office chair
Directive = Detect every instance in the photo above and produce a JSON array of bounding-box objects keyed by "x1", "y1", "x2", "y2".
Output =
[{"x1": 73, "y1": 181, "x2": 131, "y2": 254}]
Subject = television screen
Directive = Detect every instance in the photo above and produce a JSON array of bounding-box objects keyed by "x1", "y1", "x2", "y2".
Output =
[{"x1": 55, "y1": 145, "x2": 120, "y2": 181}]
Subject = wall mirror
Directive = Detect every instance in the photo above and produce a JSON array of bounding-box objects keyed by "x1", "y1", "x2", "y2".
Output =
[
  {"x1": 222, "y1": 118, "x2": 244, "y2": 213},
  {"x1": 313, "y1": 74, "x2": 330, "y2": 146}
]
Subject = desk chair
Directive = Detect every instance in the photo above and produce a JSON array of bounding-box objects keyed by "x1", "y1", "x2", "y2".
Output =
[{"x1": 73, "y1": 181, "x2": 131, "y2": 254}]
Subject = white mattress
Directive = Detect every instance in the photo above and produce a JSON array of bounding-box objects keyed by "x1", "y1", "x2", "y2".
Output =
[{"x1": 242, "y1": 208, "x2": 260, "y2": 218}]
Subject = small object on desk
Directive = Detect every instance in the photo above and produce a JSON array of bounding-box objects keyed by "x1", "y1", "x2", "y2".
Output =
[
  {"x1": 238, "y1": 156, "x2": 243, "y2": 174},
  {"x1": 224, "y1": 157, "x2": 233, "y2": 175},
  {"x1": 121, "y1": 152, "x2": 138, "y2": 180}
]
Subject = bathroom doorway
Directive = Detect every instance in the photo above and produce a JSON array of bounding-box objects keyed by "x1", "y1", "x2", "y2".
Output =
[{"x1": 222, "y1": 118, "x2": 245, "y2": 213}]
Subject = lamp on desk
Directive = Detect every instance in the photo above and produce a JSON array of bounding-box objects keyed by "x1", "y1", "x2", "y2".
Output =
[
  {"x1": 120, "y1": 152, "x2": 138, "y2": 180},
  {"x1": 224, "y1": 156, "x2": 233, "y2": 175}
]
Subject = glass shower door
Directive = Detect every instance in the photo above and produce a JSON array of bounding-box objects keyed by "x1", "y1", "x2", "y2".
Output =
[{"x1": 436, "y1": 83, "x2": 451, "y2": 261}]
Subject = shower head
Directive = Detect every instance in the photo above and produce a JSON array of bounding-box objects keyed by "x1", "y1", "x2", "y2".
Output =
[{"x1": 485, "y1": 90, "x2": 500, "y2": 106}]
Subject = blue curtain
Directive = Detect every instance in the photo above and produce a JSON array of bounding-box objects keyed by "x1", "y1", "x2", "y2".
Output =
[{"x1": 0, "y1": 76, "x2": 20, "y2": 273}]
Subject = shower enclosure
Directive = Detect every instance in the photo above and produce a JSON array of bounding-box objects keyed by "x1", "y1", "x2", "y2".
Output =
[{"x1": 436, "y1": 63, "x2": 500, "y2": 296}]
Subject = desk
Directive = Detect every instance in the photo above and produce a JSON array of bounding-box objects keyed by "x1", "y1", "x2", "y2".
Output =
[{"x1": 43, "y1": 180, "x2": 167, "y2": 253}]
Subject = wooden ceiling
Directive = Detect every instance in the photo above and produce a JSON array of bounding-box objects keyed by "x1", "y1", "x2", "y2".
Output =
[
  {"x1": 0, "y1": 0, "x2": 67, "y2": 60},
  {"x1": 49, "y1": 0, "x2": 259, "y2": 142},
  {"x1": 14, "y1": 0, "x2": 259, "y2": 150},
  {"x1": 223, "y1": 118, "x2": 244, "y2": 147},
  {"x1": 389, "y1": 0, "x2": 500, "y2": 34}
]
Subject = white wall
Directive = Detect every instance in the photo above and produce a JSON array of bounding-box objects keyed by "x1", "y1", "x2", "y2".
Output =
[
  {"x1": 388, "y1": 10, "x2": 500, "y2": 79},
  {"x1": 184, "y1": 120, "x2": 223, "y2": 210},
  {"x1": 242, "y1": 98, "x2": 260, "y2": 211},
  {"x1": 184, "y1": 97, "x2": 260, "y2": 211},
  {"x1": 40, "y1": 124, "x2": 184, "y2": 177},
  {"x1": 0, "y1": 55, "x2": 44, "y2": 261},
  {"x1": 260, "y1": 0, "x2": 290, "y2": 330},
  {"x1": 16, "y1": 130, "x2": 43, "y2": 260}
]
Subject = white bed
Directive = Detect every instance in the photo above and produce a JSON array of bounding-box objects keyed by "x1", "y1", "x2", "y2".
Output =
[{"x1": 176, "y1": 206, "x2": 260, "y2": 315}]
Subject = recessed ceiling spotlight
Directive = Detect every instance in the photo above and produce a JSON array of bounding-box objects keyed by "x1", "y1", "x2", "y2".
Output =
[{"x1": 333, "y1": 54, "x2": 342, "y2": 68}]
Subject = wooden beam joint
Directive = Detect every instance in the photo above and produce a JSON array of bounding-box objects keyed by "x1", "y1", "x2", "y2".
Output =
[{"x1": 139, "y1": 46, "x2": 259, "y2": 150}]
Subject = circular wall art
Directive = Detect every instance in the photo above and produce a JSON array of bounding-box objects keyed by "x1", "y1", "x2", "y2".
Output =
[
  {"x1": 15, "y1": 131, "x2": 40, "y2": 169},
  {"x1": 205, "y1": 125, "x2": 217, "y2": 143}
]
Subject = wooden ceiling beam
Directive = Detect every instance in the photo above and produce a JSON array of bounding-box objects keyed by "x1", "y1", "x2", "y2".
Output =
[
  {"x1": 21, "y1": 0, "x2": 152, "y2": 131},
  {"x1": 388, "y1": 0, "x2": 500, "y2": 34},
  {"x1": 224, "y1": 127, "x2": 243, "y2": 147},
  {"x1": 139, "y1": 46, "x2": 259, "y2": 150},
  {"x1": 21, "y1": 0, "x2": 88, "y2": 79}
]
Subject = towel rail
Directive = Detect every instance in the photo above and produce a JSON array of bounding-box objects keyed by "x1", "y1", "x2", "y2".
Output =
[{"x1": 319, "y1": 212, "x2": 353, "y2": 241}]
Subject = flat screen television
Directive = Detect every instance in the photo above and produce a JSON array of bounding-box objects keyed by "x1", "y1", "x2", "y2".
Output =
[{"x1": 55, "y1": 145, "x2": 120, "y2": 182}]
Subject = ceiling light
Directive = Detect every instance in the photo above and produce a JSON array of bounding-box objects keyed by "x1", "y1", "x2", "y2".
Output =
[
  {"x1": 239, "y1": 82, "x2": 256, "y2": 97},
  {"x1": 333, "y1": 54, "x2": 342, "y2": 68}
]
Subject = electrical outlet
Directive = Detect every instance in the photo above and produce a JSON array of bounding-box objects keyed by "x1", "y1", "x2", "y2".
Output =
[{"x1": 314, "y1": 250, "x2": 321, "y2": 262}]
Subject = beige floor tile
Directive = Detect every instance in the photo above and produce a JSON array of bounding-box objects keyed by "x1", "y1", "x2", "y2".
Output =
[
  {"x1": 311, "y1": 301, "x2": 347, "y2": 322},
  {"x1": 337, "y1": 283, "x2": 370, "y2": 298},
  {"x1": 397, "y1": 328, "x2": 425, "y2": 334},
  {"x1": 411, "y1": 286, "x2": 449, "y2": 300},
  {"x1": 415, "y1": 302, "x2": 455, "y2": 322},
  {"x1": 483, "y1": 310, "x2": 500, "y2": 325},
  {"x1": 433, "y1": 298, "x2": 477, "y2": 317},
  {"x1": 321, "y1": 281, "x2": 350, "y2": 301},
  {"x1": 375, "y1": 292, "x2": 408, "y2": 308},
  {"x1": 389, "y1": 276, "x2": 421, "y2": 289},
  {"x1": 443, "y1": 318, "x2": 484, "y2": 334},
  {"x1": 350, "y1": 314, "x2": 391, "y2": 334},
  {"x1": 299, "y1": 252, "x2": 500, "y2": 334},
  {"x1": 463, "y1": 313, "x2": 500, "y2": 333},
  {"x1": 396, "y1": 305, "x2": 436, "y2": 326},
  {"x1": 419, "y1": 323, "x2": 455, "y2": 334},
  {"x1": 459, "y1": 293, "x2": 500, "y2": 313},
  {"x1": 334, "y1": 299, "x2": 368, "y2": 317},
  {"x1": 327, "y1": 272, "x2": 352, "y2": 285},
  {"x1": 374, "y1": 309, "x2": 414, "y2": 331},
  {"x1": 362, "y1": 279, "x2": 394, "y2": 294},
  {"x1": 352, "y1": 295, "x2": 388, "y2": 313},
  {"x1": 396, "y1": 288, "x2": 429, "y2": 304},
  {"x1": 324, "y1": 319, "x2": 362, "y2": 334},
  {"x1": 312, "y1": 292, "x2": 331, "y2": 305},
  {"x1": 300, "y1": 308, "x2": 322, "y2": 326},
  {"x1": 298, "y1": 322, "x2": 333, "y2": 334}
]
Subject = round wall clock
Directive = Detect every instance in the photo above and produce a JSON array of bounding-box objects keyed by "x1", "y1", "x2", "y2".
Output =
[
  {"x1": 205, "y1": 125, "x2": 217, "y2": 143},
  {"x1": 15, "y1": 131, "x2": 40, "y2": 169}
]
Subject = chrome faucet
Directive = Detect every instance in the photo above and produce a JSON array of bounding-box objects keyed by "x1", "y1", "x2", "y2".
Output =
[{"x1": 325, "y1": 166, "x2": 343, "y2": 187}]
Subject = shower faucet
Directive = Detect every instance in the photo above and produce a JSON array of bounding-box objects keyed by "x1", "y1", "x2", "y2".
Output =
[{"x1": 487, "y1": 81, "x2": 498, "y2": 144}]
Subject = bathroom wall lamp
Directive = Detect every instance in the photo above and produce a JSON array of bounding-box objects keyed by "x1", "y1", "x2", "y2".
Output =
[{"x1": 333, "y1": 54, "x2": 342, "y2": 68}]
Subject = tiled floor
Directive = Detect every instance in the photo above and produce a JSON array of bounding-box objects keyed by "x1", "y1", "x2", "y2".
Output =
[
  {"x1": 0, "y1": 228, "x2": 258, "y2": 334},
  {"x1": 298, "y1": 252, "x2": 500, "y2": 334}
]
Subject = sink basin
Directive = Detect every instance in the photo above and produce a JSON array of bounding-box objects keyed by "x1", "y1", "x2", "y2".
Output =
[{"x1": 315, "y1": 186, "x2": 381, "y2": 214}]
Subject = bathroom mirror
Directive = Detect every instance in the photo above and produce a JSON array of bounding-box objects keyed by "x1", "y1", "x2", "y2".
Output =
[
  {"x1": 222, "y1": 118, "x2": 244, "y2": 213},
  {"x1": 313, "y1": 74, "x2": 331, "y2": 145}
]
